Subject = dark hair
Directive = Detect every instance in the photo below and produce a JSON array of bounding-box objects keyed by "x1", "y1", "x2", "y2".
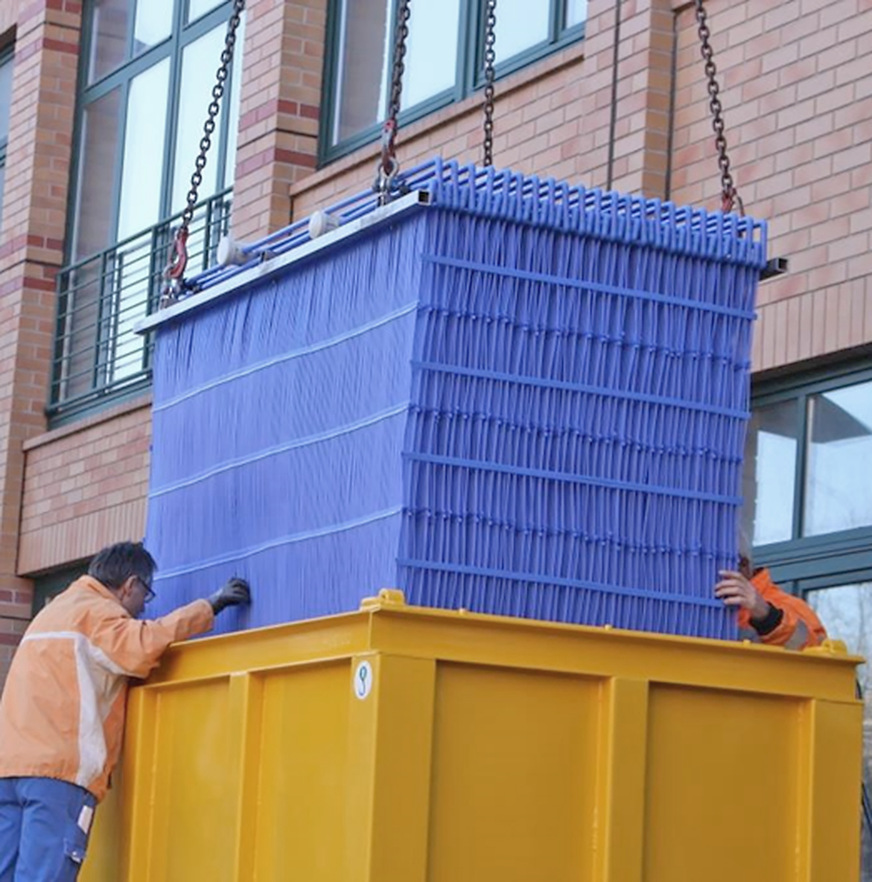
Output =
[{"x1": 88, "y1": 542, "x2": 157, "y2": 591}]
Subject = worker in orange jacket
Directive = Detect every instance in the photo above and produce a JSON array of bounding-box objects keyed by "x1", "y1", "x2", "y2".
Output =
[
  {"x1": 715, "y1": 556, "x2": 826, "y2": 650},
  {"x1": 0, "y1": 541, "x2": 251, "y2": 882}
]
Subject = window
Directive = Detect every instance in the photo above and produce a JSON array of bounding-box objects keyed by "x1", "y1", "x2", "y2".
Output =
[
  {"x1": 0, "y1": 47, "x2": 14, "y2": 218},
  {"x1": 31, "y1": 563, "x2": 90, "y2": 614},
  {"x1": 745, "y1": 361, "x2": 872, "y2": 881},
  {"x1": 744, "y1": 362, "x2": 872, "y2": 565},
  {"x1": 50, "y1": 0, "x2": 244, "y2": 423},
  {"x1": 807, "y1": 580, "x2": 872, "y2": 882},
  {"x1": 322, "y1": 0, "x2": 587, "y2": 161}
]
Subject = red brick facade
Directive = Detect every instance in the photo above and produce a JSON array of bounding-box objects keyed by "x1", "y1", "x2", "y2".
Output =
[
  {"x1": 0, "y1": 0, "x2": 82, "y2": 679},
  {"x1": 670, "y1": 1, "x2": 872, "y2": 368},
  {"x1": 1, "y1": 0, "x2": 870, "y2": 684}
]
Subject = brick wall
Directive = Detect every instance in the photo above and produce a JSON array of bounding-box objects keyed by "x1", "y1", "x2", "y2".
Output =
[
  {"x1": 0, "y1": 0, "x2": 82, "y2": 684},
  {"x1": 18, "y1": 397, "x2": 151, "y2": 575},
  {"x1": 290, "y1": 0, "x2": 677, "y2": 217},
  {"x1": 670, "y1": 0, "x2": 872, "y2": 370},
  {"x1": 231, "y1": 0, "x2": 327, "y2": 241}
]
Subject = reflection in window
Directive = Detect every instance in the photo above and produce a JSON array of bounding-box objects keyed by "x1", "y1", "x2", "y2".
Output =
[
  {"x1": 112, "y1": 60, "x2": 170, "y2": 384},
  {"x1": 189, "y1": 0, "x2": 224, "y2": 22},
  {"x1": 331, "y1": 0, "x2": 391, "y2": 145},
  {"x1": 807, "y1": 583, "x2": 872, "y2": 880},
  {"x1": 72, "y1": 89, "x2": 122, "y2": 260},
  {"x1": 117, "y1": 61, "x2": 170, "y2": 240},
  {"x1": 171, "y1": 25, "x2": 228, "y2": 212},
  {"x1": 566, "y1": 0, "x2": 588, "y2": 27},
  {"x1": 88, "y1": 0, "x2": 130, "y2": 83},
  {"x1": 493, "y1": 0, "x2": 550, "y2": 65},
  {"x1": 743, "y1": 400, "x2": 797, "y2": 546},
  {"x1": 326, "y1": 0, "x2": 586, "y2": 153},
  {"x1": 804, "y1": 381, "x2": 872, "y2": 536},
  {"x1": 224, "y1": 14, "x2": 244, "y2": 193},
  {"x1": 133, "y1": 2, "x2": 172, "y2": 57},
  {"x1": 402, "y1": 0, "x2": 461, "y2": 109},
  {"x1": 64, "y1": 87, "x2": 124, "y2": 401}
]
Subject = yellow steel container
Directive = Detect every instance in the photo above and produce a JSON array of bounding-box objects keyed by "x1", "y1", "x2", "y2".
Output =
[{"x1": 81, "y1": 590, "x2": 863, "y2": 882}]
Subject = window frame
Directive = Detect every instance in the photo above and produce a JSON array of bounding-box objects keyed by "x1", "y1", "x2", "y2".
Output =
[
  {"x1": 31, "y1": 562, "x2": 90, "y2": 614},
  {"x1": 49, "y1": 0, "x2": 242, "y2": 425},
  {"x1": 749, "y1": 358, "x2": 872, "y2": 589},
  {"x1": 318, "y1": 0, "x2": 586, "y2": 166},
  {"x1": 66, "y1": 0, "x2": 239, "y2": 265}
]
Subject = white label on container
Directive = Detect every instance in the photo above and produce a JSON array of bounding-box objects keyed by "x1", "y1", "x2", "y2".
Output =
[{"x1": 354, "y1": 660, "x2": 373, "y2": 700}]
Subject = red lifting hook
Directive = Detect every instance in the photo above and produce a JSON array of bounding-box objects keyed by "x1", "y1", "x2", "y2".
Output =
[{"x1": 164, "y1": 227, "x2": 189, "y2": 282}]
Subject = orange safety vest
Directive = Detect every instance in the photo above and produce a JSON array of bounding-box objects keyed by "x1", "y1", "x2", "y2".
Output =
[
  {"x1": 737, "y1": 568, "x2": 827, "y2": 650},
  {"x1": 0, "y1": 575, "x2": 213, "y2": 801}
]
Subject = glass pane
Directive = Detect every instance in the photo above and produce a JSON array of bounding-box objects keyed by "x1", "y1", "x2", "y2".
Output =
[
  {"x1": 58, "y1": 263, "x2": 105, "y2": 399},
  {"x1": 0, "y1": 53, "x2": 14, "y2": 143},
  {"x1": 117, "y1": 59, "x2": 170, "y2": 239},
  {"x1": 804, "y1": 380, "x2": 872, "y2": 536},
  {"x1": 89, "y1": 0, "x2": 131, "y2": 83},
  {"x1": 189, "y1": 0, "x2": 223, "y2": 22},
  {"x1": 565, "y1": 0, "x2": 588, "y2": 28},
  {"x1": 331, "y1": 0, "x2": 391, "y2": 145},
  {"x1": 109, "y1": 236, "x2": 154, "y2": 383},
  {"x1": 0, "y1": 162, "x2": 5, "y2": 216},
  {"x1": 133, "y1": 0, "x2": 173, "y2": 57},
  {"x1": 170, "y1": 24, "x2": 229, "y2": 212},
  {"x1": 402, "y1": 0, "x2": 460, "y2": 109},
  {"x1": 114, "y1": 60, "x2": 170, "y2": 383},
  {"x1": 223, "y1": 11, "x2": 246, "y2": 190},
  {"x1": 806, "y1": 583, "x2": 872, "y2": 881},
  {"x1": 73, "y1": 87, "x2": 124, "y2": 260},
  {"x1": 742, "y1": 400, "x2": 798, "y2": 546},
  {"x1": 493, "y1": 0, "x2": 550, "y2": 66}
]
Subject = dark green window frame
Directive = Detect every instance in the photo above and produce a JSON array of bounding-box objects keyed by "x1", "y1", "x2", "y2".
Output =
[
  {"x1": 67, "y1": 0, "x2": 240, "y2": 261},
  {"x1": 748, "y1": 357, "x2": 872, "y2": 590},
  {"x1": 319, "y1": 0, "x2": 586, "y2": 166},
  {"x1": 751, "y1": 359, "x2": 872, "y2": 882},
  {"x1": 31, "y1": 563, "x2": 90, "y2": 615},
  {"x1": 49, "y1": 1, "x2": 241, "y2": 425}
]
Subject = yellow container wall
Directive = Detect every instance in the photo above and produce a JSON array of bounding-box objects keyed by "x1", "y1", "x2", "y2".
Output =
[
  {"x1": 644, "y1": 687, "x2": 801, "y2": 882},
  {"x1": 80, "y1": 595, "x2": 863, "y2": 882},
  {"x1": 253, "y1": 663, "x2": 350, "y2": 879},
  {"x1": 428, "y1": 665, "x2": 599, "y2": 882}
]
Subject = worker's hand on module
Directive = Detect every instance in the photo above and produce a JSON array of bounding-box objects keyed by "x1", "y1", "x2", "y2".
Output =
[
  {"x1": 208, "y1": 577, "x2": 251, "y2": 614},
  {"x1": 714, "y1": 569, "x2": 769, "y2": 620}
]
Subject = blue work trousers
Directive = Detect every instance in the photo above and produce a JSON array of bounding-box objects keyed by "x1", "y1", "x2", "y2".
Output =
[{"x1": 0, "y1": 776, "x2": 97, "y2": 882}]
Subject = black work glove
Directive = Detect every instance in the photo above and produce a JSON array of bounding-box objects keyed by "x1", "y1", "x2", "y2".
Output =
[{"x1": 208, "y1": 577, "x2": 251, "y2": 614}]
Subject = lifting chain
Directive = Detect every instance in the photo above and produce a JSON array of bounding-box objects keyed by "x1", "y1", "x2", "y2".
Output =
[
  {"x1": 373, "y1": 0, "x2": 411, "y2": 205},
  {"x1": 482, "y1": 0, "x2": 497, "y2": 167},
  {"x1": 694, "y1": 0, "x2": 743, "y2": 215},
  {"x1": 160, "y1": 0, "x2": 246, "y2": 308}
]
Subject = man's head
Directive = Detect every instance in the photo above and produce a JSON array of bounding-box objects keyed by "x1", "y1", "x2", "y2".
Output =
[
  {"x1": 737, "y1": 524, "x2": 754, "y2": 579},
  {"x1": 88, "y1": 542, "x2": 157, "y2": 618}
]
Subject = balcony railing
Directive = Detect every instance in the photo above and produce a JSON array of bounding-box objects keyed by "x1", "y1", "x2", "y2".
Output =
[{"x1": 48, "y1": 190, "x2": 232, "y2": 423}]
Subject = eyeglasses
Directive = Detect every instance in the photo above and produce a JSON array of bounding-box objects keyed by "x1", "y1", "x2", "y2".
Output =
[{"x1": 135, "y1": 577, "x2": 155, "y2": 605}]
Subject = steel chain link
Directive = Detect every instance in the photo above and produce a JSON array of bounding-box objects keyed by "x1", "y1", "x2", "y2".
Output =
[
  {"x1": 482, "y1": 0, "x2": 496, "y2": 167},
  {"x1": 162, "y1": 0, "x2": 245, "y2": 301},
  {"x1": 374, "y1": 0, "x2": 411, "y2": 201},
  {"x1": 695, "y1": 0, "x2": 743, "y2": 214},
  {"x1": 181, "y1": 0, "x2": 246, "y2": 231}
]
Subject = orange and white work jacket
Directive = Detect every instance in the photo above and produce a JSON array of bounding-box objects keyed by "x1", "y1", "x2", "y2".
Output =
[
  {"x1": 738, "y1": 568, "x2": 827, "y2": 650},
  {"x1": 0, "y1": 575, "x2": 213, "y2": 801}
]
